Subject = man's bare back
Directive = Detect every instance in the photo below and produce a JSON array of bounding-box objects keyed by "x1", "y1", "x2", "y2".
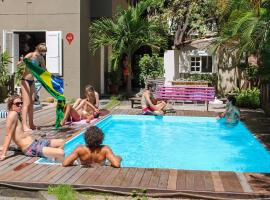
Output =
[{"x1": 62, "y1": 126, "x2": 121, "y2": 167}]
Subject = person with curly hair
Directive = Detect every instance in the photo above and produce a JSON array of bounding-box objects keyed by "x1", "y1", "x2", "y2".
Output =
[{"x1": 62, "y1": 126, "x2": 121, "y2": 167}]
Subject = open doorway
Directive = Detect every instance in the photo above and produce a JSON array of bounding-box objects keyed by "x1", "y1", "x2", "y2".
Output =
[
  {"x1": 16, "y1": 31, "x2": 45, "y2": 57},
  {"x1": 3, "y1": 30, "x2": 63, "y2": 75}
]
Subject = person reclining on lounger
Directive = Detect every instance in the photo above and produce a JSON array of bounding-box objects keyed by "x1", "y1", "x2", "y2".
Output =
[
  {"x1": 141, "y1": 82, "x2": 166, "y2": 115},
  {"x1": 217, "y1": 96, "x2": 240, "y2": 124},
  {"x1": 0, "y1": 95, "x2": 65, "y2": 161},
  {"x1": 62, "y1": 126, "x2": 121, "y2": 167}
]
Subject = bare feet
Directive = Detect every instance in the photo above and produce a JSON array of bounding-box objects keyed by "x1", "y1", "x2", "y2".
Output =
[{"x1": 60, "y1": 120, "x2": 66, "y2": 126}]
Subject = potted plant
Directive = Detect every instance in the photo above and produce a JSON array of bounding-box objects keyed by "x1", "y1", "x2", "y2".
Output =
[{"x1": 0, "y1": 51, "x2": 12, "y2": 102}]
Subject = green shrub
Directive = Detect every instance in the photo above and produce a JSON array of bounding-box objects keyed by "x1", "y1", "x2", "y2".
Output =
[
  {"x1": 139, "y1": 54, "x2": 164, "y2": 83},
  {"x1": 234, "y1": 88, "x2": 260, "y2": 108},
  {"x1": 0, "y1": 51, "x2": 12, "y2": 87},
  {"x1": 186, "y1": 73, "x2": 218, "y2": 86},
  {"x1": 48, "y1": 185, "x2": 77, "y2": 200}
]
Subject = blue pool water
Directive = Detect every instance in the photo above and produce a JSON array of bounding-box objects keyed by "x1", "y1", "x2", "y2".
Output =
[{"x1": 37, "y1": 115, "x2": 270, "y2": 173}]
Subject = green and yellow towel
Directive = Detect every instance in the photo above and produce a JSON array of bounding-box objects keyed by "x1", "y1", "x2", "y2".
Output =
[{"x1": 24, "y1": 58, "x2": 65, "y2": 128}]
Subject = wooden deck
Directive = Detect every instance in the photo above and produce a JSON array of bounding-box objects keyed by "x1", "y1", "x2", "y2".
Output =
[{"x1": 0, "y1": 105, "x2": 270, "y2": 199}]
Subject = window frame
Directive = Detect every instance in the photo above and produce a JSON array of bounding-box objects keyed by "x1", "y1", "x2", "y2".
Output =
[{"x1": 189, "y1": 55, "x2": 213, "y2": 74}]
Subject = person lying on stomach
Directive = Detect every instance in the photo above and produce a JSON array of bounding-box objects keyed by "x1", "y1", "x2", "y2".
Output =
[{"x1": 62, "y1": 126, "x2": 122, "y2": 167}]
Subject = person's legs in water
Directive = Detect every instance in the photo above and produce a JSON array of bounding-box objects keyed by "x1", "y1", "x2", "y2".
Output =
[{"x1": 42, "y1": 143, "x2": 65, "y2": 162}]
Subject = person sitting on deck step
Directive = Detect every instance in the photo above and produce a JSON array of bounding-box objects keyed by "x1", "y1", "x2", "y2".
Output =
[
  {"x1": 141, "y1": 82, "x2": 166, "y2": 115},
  {"x1": 62, "y1": 126, "x2": 122, "y2": 167},
  {"x1": 0, "y1": 95, "x2": 65, "y2": 161}
]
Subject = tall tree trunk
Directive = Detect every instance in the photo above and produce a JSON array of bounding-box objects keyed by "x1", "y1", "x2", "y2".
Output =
[{"x1": 126, "y1": 53, "x2": 132, "y2": 97}]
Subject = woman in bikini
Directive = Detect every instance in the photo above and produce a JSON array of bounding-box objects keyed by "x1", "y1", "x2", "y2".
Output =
[
  {"x1": 16, "y1": 43, "x2": 47, "y2": 132},
  {"x1": 60, "y1": 85, "x2": 100, "y2": 126},
  {"x1": 73, "y1": 85, "x2": 100, "y2": 118}
]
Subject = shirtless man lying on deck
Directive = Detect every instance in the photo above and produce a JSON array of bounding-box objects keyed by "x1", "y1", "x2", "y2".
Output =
[
  {"x1": 62, "y1": 126, "x2": 121, "y2": 167},
  {"x1": 0, "y1": 95, "x2": 65, "y2": 161}
]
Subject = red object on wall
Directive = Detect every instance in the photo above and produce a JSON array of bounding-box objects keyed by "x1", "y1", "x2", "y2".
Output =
[{"x1": 66, "y1": 32, "x2": 74, "y2": 45}]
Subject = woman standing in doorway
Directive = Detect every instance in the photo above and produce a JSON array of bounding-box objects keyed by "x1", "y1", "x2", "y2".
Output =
[{"x1": 17, "y1": 43, "x2": 47, "y2": 132}]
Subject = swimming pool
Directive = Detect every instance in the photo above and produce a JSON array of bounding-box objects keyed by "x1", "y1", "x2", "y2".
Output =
[{"x1": 37, "y1": 115, "x2": 270, "y2": 173}]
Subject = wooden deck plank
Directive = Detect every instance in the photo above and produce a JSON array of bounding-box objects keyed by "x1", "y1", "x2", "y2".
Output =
[
  {"x1": 219, "y1": 172, "x2": 243, "y2": 192},
  {"x1": 185, "y1": 170, "x2": 195, "y2": 190},
  {"x1": 84, "y1": 167, "x2": 107, "y2": 185},
  {"x1": 236, "y1": 172, "x2": 253, "y2": 193},
  {"x1": 48, "y1": 166, "x2": 73, "y2": 183},
  {"x1": 157, "y1": 169, "x2": 169, "y2": 189},
  {"x1": 0, "y1": 156, "x2": 32, "y2": 176},
  {"x1": 0, "y1": 155, "x2": 21, "y2": 168},
  {"x1": 100, "y1": 168, "x2": 121, "y2": 186},
  {"x1": 211, "y1": 172, "x2": 225, "y2": 192},
  {"x1": 56, "y1": 166, "x2": 82, "y2": 184},
  {"x1": 130, "y1": 168, "x2": 145, "y2": 187},
  {"x1": 74, "y1": 167, "x2": 98, "y2": 185},
  {"x1": 120, "y1": 168, "x2": 137, "y2": 187},
  {"x1": 80, "y1": 167, "x2": 104, "y2": 185},
  {"x1": 203, "y1": 171, "x2": 215, "y2": 191},
  {"x1": 167, "y1": 169, "x2": 177, "y2": 190},
  {"x1": 139, "y1": 168, "x2": 153, "y2": 188},
  {"x1": 0, "y1": 158, "x2": 38, "y2": 181},
  {"x1": 38, "y1": 165, "x2": 65, "y2": 183},
  {"x1": 94, "y1": 167, "x2": 114, "y2": 185},
  {"x1": 111, "y1": 168, "x2": 129, "y2": 187},
  {"x1": 14, "y1": 164, "x2": 45, "y2": 182},
  {"x1": 65, "y1": 167, "x2": 88, "y2": 185},
  {"x1": 176, "y1": 170, "x2": 186, "y2": 190},
  {"x1": 148, "y1": 168, "x2": 160, "y2": 189},
  {"x1": 31, "y1": 165, "x2": 58, "y2": 182},
  {"x1": 193, "y1": 171, "x2": 206, "y2": 191}
]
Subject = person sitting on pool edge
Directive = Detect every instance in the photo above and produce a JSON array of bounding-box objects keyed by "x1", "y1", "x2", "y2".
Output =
[
  {"x1": 141, "y1": 82, "x2": 167, "y2": 115},
  {"x1": 62, "y1": 126, "x2": 122, "y2": 167},
  {"x1": 217, "y1": 95, "x2": 240, "y2": 124}
]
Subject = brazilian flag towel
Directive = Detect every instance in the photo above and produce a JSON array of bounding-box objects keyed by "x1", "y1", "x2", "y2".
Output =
[{"x1": 24, "y1": 58, "x2": 65, "y2": 128}]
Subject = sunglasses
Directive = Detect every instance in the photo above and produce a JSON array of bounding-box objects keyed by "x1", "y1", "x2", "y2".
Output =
[{"x1": 13, "y1": 102, "x2": 23, "y2": 107}]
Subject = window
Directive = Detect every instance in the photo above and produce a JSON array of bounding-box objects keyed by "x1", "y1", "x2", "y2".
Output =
[{"x1": 190, "y1": 56, "x2": 212, "y2": 73}]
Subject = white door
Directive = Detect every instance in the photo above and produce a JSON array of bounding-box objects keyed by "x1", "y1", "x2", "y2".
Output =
[
  {"x1": 46, "y1": 31, "x2": 62, "y2": 75},
  {"x1": 2, "y1": 31, "x2": 19, "y2": 74}
]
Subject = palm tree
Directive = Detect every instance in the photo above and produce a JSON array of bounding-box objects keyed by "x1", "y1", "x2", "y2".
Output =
[
  {"x1": 90, "y1": 1, "x2": 167, "y2": 96},
  {"x1": 214, "y1": 0, "x2": 270, "y2": 63},
  {"x1": 212, "y1": 0, "x2": 270, "y2": 89}
]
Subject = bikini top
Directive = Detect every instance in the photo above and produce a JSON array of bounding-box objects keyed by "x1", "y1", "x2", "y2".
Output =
[{"x1": 31, "y1": 58, "x2": 39, "y2": 65}]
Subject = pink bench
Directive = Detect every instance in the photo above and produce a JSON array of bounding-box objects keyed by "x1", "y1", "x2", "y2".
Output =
[{"x1": 156, "y1": 86, "x2": 215, "y2": 111}]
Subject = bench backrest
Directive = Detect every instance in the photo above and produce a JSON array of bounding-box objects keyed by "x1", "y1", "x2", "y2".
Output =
[{"x1": 156, "y1": 86, "x2": 215, "y2": 101}]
